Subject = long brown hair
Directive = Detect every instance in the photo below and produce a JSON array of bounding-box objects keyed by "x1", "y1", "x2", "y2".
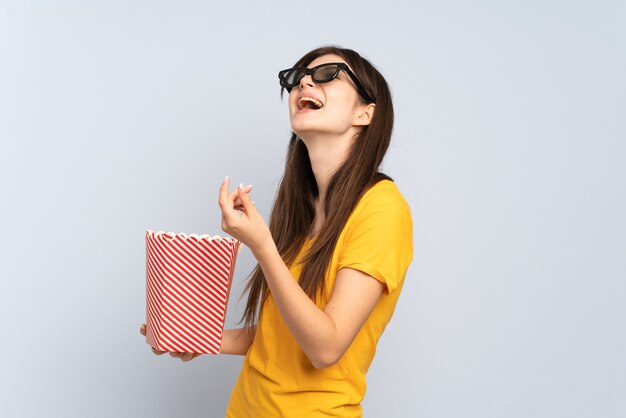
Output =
[{"x1": 241, "y1": 46, "x2": 394, "y2": 328}]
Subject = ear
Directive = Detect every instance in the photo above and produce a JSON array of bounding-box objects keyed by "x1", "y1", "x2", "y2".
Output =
[{"x1": 352, "y1": 103, "x2": 376, "y2": 127}]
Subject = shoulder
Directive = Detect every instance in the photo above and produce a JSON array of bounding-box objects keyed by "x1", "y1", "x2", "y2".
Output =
[
  {"x1": 354, "y1": 179, "x2": 411, "y2": 217},
  {"x1": 336, "y1": 179, "x2": 414, "y2": 291},
  {"x1": 343, "y1": 179, "x2": 413, "y2": 235}
]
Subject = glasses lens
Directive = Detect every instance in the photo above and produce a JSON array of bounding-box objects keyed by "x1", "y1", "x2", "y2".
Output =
[
  {"x1": 282, "y1": 68, "x2": 306, "y2": 87},
  {"x1": 313, "y1": 64, "x2": 339, "y2": 83}
]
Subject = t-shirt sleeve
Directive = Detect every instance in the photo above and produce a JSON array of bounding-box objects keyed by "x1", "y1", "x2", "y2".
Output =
[{"x1": 336, "y1": 191, "x2": 414, "y2": 293}]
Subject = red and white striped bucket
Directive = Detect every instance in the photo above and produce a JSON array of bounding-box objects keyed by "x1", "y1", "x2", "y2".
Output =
[{"x1": 145, "y1": 230, "x2": 241, "y2": 354}]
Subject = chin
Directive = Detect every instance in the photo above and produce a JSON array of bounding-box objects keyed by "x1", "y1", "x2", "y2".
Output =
[
  {"x1": 290, "y1": 120, "x2": 317, "y2": 138},
  {"x1": 292, "y1": 129, "x2": 312, "y2": 143}
]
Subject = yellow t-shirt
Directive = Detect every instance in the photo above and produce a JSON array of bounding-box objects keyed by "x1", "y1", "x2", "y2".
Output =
[{"x1": 226, "y1": 180, "x2": 413, "y2": 418}]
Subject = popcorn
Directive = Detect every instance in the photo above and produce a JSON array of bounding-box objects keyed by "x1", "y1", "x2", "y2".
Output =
[{"x1": 145, "y1": 230, "x2": 241, "y2": 354}]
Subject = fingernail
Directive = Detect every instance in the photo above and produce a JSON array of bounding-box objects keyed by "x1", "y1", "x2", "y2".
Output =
[
  {"x1": 252, "y1": 201, "x2": 256, "y2": 204},
  {"x1": 224, "y1": 175, "x2": 229, "y2": 182},
  {"x1": 239, "y1": 183, "x2": 243, "y2": 190},
  {"x1": 246, "y1": 184, "x2": 253, "y2": 189}
]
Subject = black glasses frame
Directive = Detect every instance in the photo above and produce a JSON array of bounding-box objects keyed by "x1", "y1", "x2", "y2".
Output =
[{"x1": 278, "y1": 62, "x2": 374, "y2": 103}]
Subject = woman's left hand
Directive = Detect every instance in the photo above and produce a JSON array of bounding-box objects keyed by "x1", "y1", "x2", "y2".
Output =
[
  {"x1": 218, "y1": 177, "x2": 272, "y2": 254},
  {"x1": 139, "y1": 324, "x2": 202, "y2": 362}
]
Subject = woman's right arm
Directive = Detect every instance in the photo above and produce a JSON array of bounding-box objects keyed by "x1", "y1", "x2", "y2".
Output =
[{"x1": 219, "y1": 327, "x2": 255, "y2": 355}]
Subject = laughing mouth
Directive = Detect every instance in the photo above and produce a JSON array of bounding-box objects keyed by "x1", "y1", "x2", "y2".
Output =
[{"x1": 297, "y1": 97, "x2": 324, "y2": 110}]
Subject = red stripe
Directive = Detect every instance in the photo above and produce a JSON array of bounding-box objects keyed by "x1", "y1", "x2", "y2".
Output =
[
  {"x1": 169, "y1": 237, "x2": 224, "y2": 290},
  {"x1": 148, "y1": 250, "x2": 226, "y2": 327},
  {"x1": 145, "y1": 232, "x2": 235, "y2": 352},
  {"x1": 199, "y1": 239, "x2": 232, "y2": 273},
  {"x1": 147, "y1": 243, "x2": 216, "y2": 351},
  {"x1": 144, "y1": 233, "x2": 236, "y2": 354},
  {"x1": 158, "y1": 303, "x2": 214, "y2": 353},
  {"x1": 158, "y1": 305, "x2": 210, "y2": 353},
  {"x1": 167, "y1": 238, "x2": 230, "y2": 306},
  {"x1": 147, "y1": 238, "x2": 220, "y2": 316},
  {"x1": 148, "y1": 237, "x2": 228, "y2": 318},
  {"x1": 173, "y1": 237, "x2": 225, "y2": 281},
  {"x1": 159, "y1": 278, "x2": 220, "y2": 330},
  {"x1": 196, "y1": 247, "x2": 231, "y2": 288},
  {"x1": 149, "y1": 236, "x2": 220, "y2": 304}
]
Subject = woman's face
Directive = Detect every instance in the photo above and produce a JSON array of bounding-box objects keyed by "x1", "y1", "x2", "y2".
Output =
[{"x1": 288, "y1": 54, "x2": 369, "y2": 140}]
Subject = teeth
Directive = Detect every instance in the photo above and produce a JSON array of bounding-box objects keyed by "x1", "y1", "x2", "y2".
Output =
[{"x1": 297, "y1": 97, "x2": 324, "y2": 109}]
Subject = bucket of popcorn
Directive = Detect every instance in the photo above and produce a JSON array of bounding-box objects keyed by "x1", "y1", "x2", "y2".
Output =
[{"x1": 144, "y1": 229, "x2": 241, "y2": 354}]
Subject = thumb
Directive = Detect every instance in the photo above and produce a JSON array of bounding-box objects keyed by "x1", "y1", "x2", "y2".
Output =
[{"x1": 237, "y1": 184, "x2": 255, "y2": 214}]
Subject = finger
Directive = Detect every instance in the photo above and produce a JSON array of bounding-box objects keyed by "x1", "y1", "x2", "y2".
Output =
[
  {"x1": 152, "y1": 347, "x2": 166, "y2": 356},
  {"x1": 237, "y1": 184, "x2": 256, "y2": 214},
  {"x1": 221, "y1": 183, "x2": 247, "y2": 226},
  {"x1": 181, "y1": 352, "x2": 196, "y2": 362},
  {"x1": 218, "y1": 176, "x2": 231, "y2": 210},
  {"x1": 234, "y1": 201, "x2": 255, "y2": 212},
  {"x1": 233, "y1": 185, "x2": 252, "y2": 208},
  {"x1": 228, "y1": 188, "x2": 241, "y2": 206},
  {"x1": 232, "y1": 183, "x2": 252, "y2": 199},
  {"x1": 169, "y1": 352, "x2": 182, "y2": 358},
  {"x1": 222, "y1": 186, "x2": 250, "y2": 228},
  {"x1": 229, "y1": 184, "x2": 251, "y2": 207},
  {"x1": 140, "y1": 324, "x2": 146, "y2": 336},
  {"x1": 233, "y1": 200, "x2": 248, "y2": 212}
]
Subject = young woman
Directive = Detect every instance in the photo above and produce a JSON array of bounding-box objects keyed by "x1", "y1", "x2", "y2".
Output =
[{"x1": 141, "y1": 46, "x2": 413, "y2": 417}]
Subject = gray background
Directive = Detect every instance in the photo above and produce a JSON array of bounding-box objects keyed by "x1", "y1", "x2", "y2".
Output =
[{"x1": 1, "y1": 1, "x2": 624, "y2": 417}]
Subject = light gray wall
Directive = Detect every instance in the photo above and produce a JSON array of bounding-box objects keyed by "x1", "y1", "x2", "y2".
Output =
[{"x1": 1, "y1": 1, "x2": 624, "y2": 417}]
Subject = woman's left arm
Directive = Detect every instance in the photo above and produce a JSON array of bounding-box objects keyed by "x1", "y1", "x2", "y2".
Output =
[
  {"x1": 255, "y1": 245, "x2": 385, "y2": 369},
  {"x1": 218, "y1": 178, "x2": 385, "y2": 369}
]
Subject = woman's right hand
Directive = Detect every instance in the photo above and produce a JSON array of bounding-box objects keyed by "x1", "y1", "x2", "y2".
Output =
[
  {"x1": 219, "y1": 178, "x2": 272, "y2": 255},
  {"x1": 139, "y1": 324, "x2": 202, "y2": 362},
  {"x1": 140, "y1": 324, "x2": 166, "y2": 356}
]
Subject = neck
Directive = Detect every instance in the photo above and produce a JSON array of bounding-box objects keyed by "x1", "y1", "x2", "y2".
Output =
[
  {"x1": 299, "y1": 131, "x2": 355, "y2": 237},
  {"x1": 301, "y1": 132, "x2": 353, "y2": 201}
]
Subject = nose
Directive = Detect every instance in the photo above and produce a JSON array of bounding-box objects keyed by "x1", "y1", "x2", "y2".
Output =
[{"x1": 299, "y1": 74, "x2": 315, "y2": 90}]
